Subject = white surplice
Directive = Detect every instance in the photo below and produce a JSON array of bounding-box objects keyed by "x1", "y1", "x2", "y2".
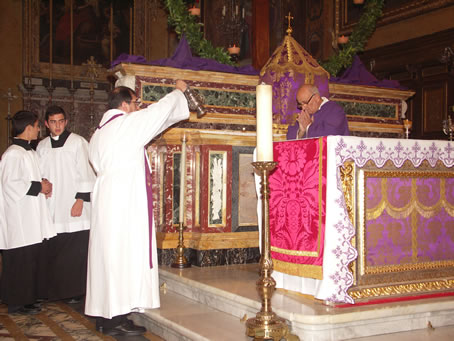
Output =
[
  {"x1": 85, "y1": 89, "x2": 189, "y2": 319},
  {"x1": 0, "y1": 144, "x2": 55, "y2": 249},
  {"x1": 37, "y1": 133, "x2": 95, "y2": 233}
]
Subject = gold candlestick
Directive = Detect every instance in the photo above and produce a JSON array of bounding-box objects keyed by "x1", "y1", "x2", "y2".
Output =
[
  {"x1": 171, "y1": 134, "x2": 191, "y2": 269},
  {"x1": 246, "y1": 161, "x2": 288, "y2": 341}
]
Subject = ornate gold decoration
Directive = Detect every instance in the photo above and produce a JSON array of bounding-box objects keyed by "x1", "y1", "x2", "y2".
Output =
[
  {"x1": 270, "y1": 246, "x2": 318, "y2": 257},
  {"x1": 340, "y1": 161, "x2": 355, "y2": 223},
  {"x1": 349, "y1": 279, "x2": 454, "y2": 299},
  {"x1": 366, "y1": 173, "x2": 454, "y2": 220},
  {"x1": 273, "y1": 259, "x2": 322, "y2": 279},
  {"x1": 246, "y1": 162, "x2": 288, "y2": 341},
  {"x1": 363, "y1": 260, "x2": 454, "y2": 275},
  {"x1": 259, "y1": 22, "x2": 329, "y2": 81},
  {"x1": 340, "y1": 161, "x2": 356, "y2": 283}
]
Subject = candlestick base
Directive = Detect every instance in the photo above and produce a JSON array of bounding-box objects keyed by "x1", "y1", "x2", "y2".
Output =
[
  {"x1": 171, "y1": 222, "x2": 191, "y2": 269},
  {"x1": 245, "y1": 161, "x2": 289, "y2": 341}
]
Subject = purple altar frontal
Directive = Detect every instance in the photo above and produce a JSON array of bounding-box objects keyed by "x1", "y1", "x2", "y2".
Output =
[
  {"x1": 338, "y1": 137, "x2": 454, "y2": 302},
  {"x1": 268, "y1": 136, "x2": 454, "y2": 304}
]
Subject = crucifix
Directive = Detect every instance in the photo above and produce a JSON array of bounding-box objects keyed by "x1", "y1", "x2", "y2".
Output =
[{"x1": 285, "y1": 12, "x2": 294, "y2": 35}]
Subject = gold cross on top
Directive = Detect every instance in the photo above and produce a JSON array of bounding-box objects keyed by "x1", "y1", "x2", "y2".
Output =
[{"x1": 285, "y1": 12, "x2": 294, "y2": 35}]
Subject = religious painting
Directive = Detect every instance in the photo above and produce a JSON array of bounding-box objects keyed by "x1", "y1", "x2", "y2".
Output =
[
  {"x1": 231, "y1": 147, "x2": 257, "y2": 232},
  {"x1": 38, "y1": 0, "x2": 133, "y2": 68},
  {"x1": 338, "y1": 0, "x2": 453, "y2": 33},
  {"x1": 208, "y1": 151, "x2": 227, "y2": 227}
]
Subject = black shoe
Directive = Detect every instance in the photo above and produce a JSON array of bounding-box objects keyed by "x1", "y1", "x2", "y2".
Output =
[
  {"x1": 101, "y1": 320, "x2": 146, "y2": 336},
  {"x1": 9, "y1": 304, "x2": 41, "y2": 315}
]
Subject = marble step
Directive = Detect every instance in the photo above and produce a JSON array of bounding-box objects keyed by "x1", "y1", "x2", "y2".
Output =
[
  {"x1": 131, "y1": 289, "x2": 251, "y2": 341},
  {"x1": 132, "y1": 265, "x2": 454, "y2": 341}
]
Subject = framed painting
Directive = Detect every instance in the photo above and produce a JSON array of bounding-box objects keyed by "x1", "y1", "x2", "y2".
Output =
[
  {"x1": 23, "y1": 0, "x2": 153, "y2": 82},
  {"x1": 337, "y1": 0, "x2": 454, "y2": 34}
]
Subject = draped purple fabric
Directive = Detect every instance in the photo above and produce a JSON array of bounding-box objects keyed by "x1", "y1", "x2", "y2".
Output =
[
  {"x1": 330, "y1": 55, "x2": 406, "y2": 89},
  {"x1": 112, "y1": 36, "x2": 259, "y2": 75}
]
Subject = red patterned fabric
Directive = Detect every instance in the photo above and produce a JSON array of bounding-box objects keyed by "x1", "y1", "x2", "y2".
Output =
[{"x1": 269, "y1": 138, "x2": 327, "y2": 279}]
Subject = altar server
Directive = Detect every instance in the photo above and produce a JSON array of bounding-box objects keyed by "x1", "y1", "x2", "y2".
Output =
[
  {"x1": 0, "y1": 110, "x2": 55, "y2": 314},
  {"x1": 36, "y1": 105, "x2": 95, "y2": 303},
  {"x1": 86, "y1": 80, "x2": 189, "y2": 336}
]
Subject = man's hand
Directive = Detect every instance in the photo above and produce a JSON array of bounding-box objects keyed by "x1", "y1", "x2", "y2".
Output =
[
  {"x1": 296, "y1": 110, "x2": 313, "y2": 138},
  {"x1": 41, "y1": 179, "x2": 52, "y2": 198},
  {"x1": 175, "y1": 80, "x2": 188, "y2": 93},
  {"x1": 71, "y1": 199, "x2": 84, "y2": 217}
]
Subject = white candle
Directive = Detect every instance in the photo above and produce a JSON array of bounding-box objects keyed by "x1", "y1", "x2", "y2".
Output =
[
  {"x1": 222, "y1": 5, "x2": 226, "y2": 17},
  {"x1": 235, "y1": 5, "x2": 239, "y2": 16},
  {"x1": 242, "y1": 7, "x2": 245, "y2": 19},
  {"x1": 256, "y1": 84, "x2": 273, "y2": 161},
  {"x1": 179, "y1": 133, "x2": 187, "y2": 223}
]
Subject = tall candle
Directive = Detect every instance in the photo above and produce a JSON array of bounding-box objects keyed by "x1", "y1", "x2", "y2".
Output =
[
  {"x1": 179, "y1": 133, "x2": 187, "y2": 223},
  {"x1": 256, "y1": 84, "x2": 273, "y2": 161}
]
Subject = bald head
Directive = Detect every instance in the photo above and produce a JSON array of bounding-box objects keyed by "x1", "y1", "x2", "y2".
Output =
[{"x1": 296, "y1": 84, "x2": 322, "y2": 115}]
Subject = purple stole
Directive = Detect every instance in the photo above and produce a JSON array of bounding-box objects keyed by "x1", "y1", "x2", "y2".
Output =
[{"x1": 97, "y1": 113, "x2": 154, "y2": 269}]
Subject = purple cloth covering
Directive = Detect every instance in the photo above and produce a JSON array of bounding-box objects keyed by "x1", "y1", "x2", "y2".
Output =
[
  {"x1": 112, "y1": 36, "x2": 259, "y2": 75},
  {"x1": 330, "y1": 55, "x2": 405, "y2": 90},
  {"x1": 287, "y1": 101, "x2": 350, "y2": 139}
]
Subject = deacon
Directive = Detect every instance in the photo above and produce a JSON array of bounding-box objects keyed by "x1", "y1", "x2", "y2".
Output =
[
  {"x1": 36, "y1": 105, "x2": 95, "y2": 303},
  {"x1": 0, "y1": 111, "x2": 56, "y2": 314},
  {"x1": 287, "y1": 84, "x2": 350, "y2": 139},
  {"x1": 86, "y1": 80, "x2": 190, "y2": 336}
]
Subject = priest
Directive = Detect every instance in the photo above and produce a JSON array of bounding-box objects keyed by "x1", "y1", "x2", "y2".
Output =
[
  {"x1": 287, "y1": 84, "x2": 350, "y2": 139},
  {"x1": 86, "y1": 80, "x2": 190, "y2": 336}
]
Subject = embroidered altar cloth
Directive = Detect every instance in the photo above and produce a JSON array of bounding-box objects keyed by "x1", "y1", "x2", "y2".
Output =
[
  {"x1": 270, "y1": 138, "x2": 327, "y2": 280},
  {"x1": 263, "y1": 136, "x2": 454, "y2": 304}
]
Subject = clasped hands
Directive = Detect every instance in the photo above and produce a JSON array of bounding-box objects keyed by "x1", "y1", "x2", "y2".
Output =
[
  {"x1": 41, "y1": 178, "x2": 52, "y2": 198},
  {"x1": 297, "y1": 108, "x2": 313, "y2": 139}
]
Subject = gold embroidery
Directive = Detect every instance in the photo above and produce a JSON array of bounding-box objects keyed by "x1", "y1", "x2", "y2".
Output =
[
  {"x1": 271, "y1": 246, "x2": 318, "y2": 257},
  {"x1": 273, "y1": 259, "x2": 323, "y2": 280},
  {"x1": 365, "y1": 170, "x2": 454, "y2": 220}
]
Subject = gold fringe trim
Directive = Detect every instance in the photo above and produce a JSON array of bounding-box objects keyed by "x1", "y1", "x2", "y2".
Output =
[{"x1": 273, "y1": 259, "x2": 323, "y2": 280}]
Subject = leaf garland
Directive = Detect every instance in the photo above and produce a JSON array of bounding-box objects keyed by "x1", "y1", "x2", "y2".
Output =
[
  {"x1": 161, "y1": 0, "x2": 234, "y2": 65},
  {"x1": 321, "y1": 0, "x2": 385, "y2": 76}
]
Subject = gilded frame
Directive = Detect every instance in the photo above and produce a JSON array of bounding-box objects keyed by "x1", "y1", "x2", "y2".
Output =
[
  {"x1": 23, "y1": 0, "x2": 151, "y2": 82},
  {"x1": 336, "y1": 0, "x2": 454, "y2": 35}
]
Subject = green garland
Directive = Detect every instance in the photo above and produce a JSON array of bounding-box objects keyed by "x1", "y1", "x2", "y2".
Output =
[
  {"x1": 321, "y1": 0, "x2": 384, "y2": 76},
  {"x1": 161, "y1": 0, "x2": 234, "y2": 65}
]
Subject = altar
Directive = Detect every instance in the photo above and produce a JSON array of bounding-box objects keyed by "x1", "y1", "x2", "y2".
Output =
[{"x1": 267, "y1": 136, "x2": 454, "y2": 304}]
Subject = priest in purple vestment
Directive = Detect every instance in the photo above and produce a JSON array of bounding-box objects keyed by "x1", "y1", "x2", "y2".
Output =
[{"x1": 286, "y1": 84, "x2": 350, "y2": 139}]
